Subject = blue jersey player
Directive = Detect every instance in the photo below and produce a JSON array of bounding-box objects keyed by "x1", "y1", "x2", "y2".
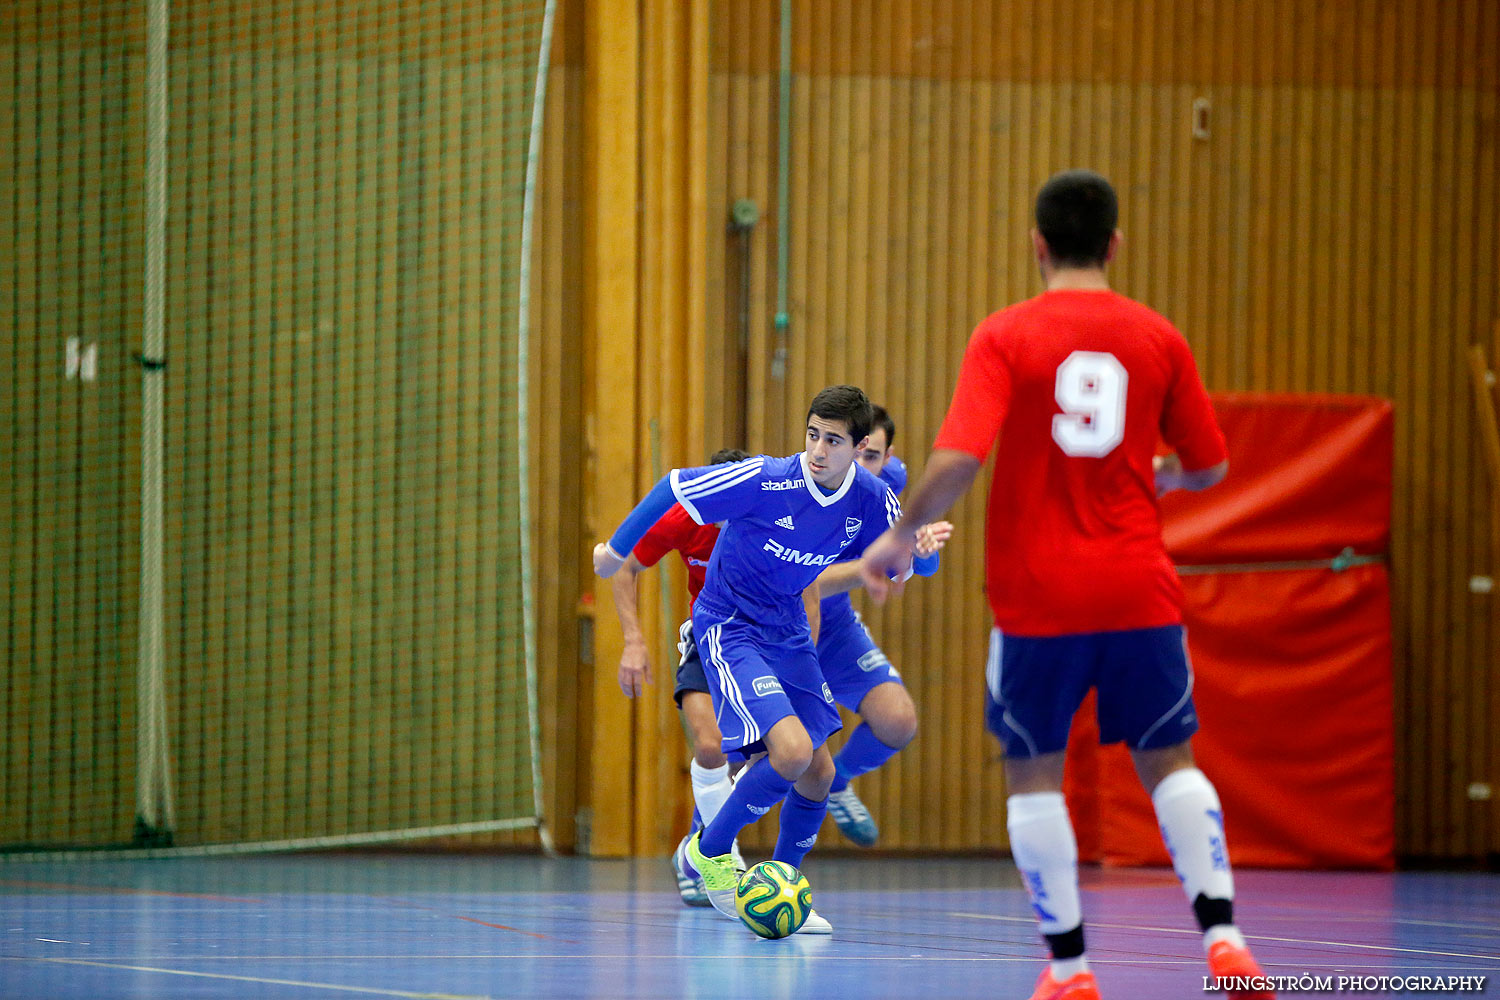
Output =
[{"x1": 593, "y1": 385, "x2": 912, "y2": 928}]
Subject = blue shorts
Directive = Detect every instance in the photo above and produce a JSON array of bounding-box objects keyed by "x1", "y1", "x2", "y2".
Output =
[
  {"x1": 672, "y1": 619, "x2": 711, "y2": 707},
  {"x1": 817, "y1": 612, "x2": 904, "y2": 712},
  {"x1": 693, "y1": 599, "x2": 843, "y2": 760},
  {"x1": 984, "y1": 624, "x2": 1198, "y2": 759}
]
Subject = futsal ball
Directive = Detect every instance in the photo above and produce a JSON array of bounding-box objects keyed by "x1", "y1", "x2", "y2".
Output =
[{"x1": 735, "y1": 860, "x2": 812, "y2": 939}]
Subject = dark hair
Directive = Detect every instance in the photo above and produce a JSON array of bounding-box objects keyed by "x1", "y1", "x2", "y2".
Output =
[
  {"x1": 709, "y1": 447, "x2": 751, "y2": 465},
  {"x1": 1035, "y1": 169, "x2": 1118, "y2": 267},
  {"x1": 807, "y1": 384, "x2": 874, "y2": 444},
  {"x1": 869, "y1": 404, "x2": 896, "y2": 449}
]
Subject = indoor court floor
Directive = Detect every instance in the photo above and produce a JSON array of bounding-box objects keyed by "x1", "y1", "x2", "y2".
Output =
[{"x1": 2, "y1": 853, "x2": 1497, "y2": 999}]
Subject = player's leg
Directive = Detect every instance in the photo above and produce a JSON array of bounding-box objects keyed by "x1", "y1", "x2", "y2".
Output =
[
  {"x1": 673, "y1": 621, "x2": 734, "y2": 825},
  {"x1": 681, "y1": 689, "x2": 733, "y2": 805},
  {"x1": 773, "y1": 742, "x2": 835, "y2": 868},
  {"x1": 689, "y1": 713, "x2": 811, "y2": 916},
  {"x1": 1102, "y1": 625, "x2": 1273, "y2": 1000},
  {"x1": 686, "y1": 611, "x2": 817, "y2": 917},
  {"x1": 821, "y1": 619, "x2": 916, "y2": 846},
  {"x1": 668, "y1": 622, "x2": 737, "y2": 905},
  {"x1": 761, "y1": 654, "x2": 844, "y2": 935},
  {"x1": 776, "y1": 741, "x2": 837, "y2": 935},
  {"x1": 989, "y1": 629, "x2": 1101, "y2": 1000}
]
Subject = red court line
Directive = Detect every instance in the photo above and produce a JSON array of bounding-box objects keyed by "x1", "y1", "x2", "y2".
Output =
[{"x1": 369, "y1": 895, "x2": 571, "y2": 943}]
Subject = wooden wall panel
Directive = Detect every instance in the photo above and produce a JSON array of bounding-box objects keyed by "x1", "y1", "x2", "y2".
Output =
[{"x1": 701, "y1": 0, "x2": 1500, "y2": 860}]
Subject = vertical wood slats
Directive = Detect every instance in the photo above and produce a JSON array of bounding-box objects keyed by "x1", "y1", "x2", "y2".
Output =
[{"x1": 701, "y1": 0, "x2": 1500, "y2": 859}]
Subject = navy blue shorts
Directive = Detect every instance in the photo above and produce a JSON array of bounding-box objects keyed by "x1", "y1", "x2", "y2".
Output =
[
  {"x1": 693, "y1": 599, "x2": 842, "y2": 760},
  {"x1": 984, "y1": 624, "x2": 1198, "y2": 759},
  {"x1": 817, "y1": 612, "x2": 904, "y2": 712},
  {"x1": 672, "y1": 619, "x2": 711, "y2": 707}
]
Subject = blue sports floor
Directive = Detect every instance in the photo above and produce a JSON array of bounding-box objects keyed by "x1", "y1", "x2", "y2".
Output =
[{"x1": 2, "y1": 853, "x2": 1497, "y2": 999}]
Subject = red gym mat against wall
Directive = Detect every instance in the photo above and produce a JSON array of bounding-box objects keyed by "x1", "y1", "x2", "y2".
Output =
[{"x1": 1065, "y1": 394, "x2": 1396, "y2": 870}]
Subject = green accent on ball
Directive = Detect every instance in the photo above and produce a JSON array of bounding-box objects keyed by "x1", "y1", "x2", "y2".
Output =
[{"x1": 735, "y1": 860, "x2": 812, "y2": 939}]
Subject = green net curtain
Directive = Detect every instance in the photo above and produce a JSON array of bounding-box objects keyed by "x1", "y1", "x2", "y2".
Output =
[{"x1": 2, "y1": 0, "x2": 549, "y2": 851}]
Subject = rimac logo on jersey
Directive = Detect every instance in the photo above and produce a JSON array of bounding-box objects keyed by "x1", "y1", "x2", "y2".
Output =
[
  {"x1": 761, "y1": 478, "x2": 805, "y2": 491},
  {"x1": 845, "y1": 517, "x2": 862, "y2": 539},
  {"x1": 763, "y1": 538, "x2": 841, "y2": 566},
  {"x1": 752, "y1": 676, "x2": 784, "y2": 698}
]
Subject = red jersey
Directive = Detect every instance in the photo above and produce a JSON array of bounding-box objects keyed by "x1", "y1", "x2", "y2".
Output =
[
  {"x1": 934, "y1": 289, "x2": 1227, "y2": 636},
  {"x1": 631, "y1": 502, "x2": 721, "y2": 605}
]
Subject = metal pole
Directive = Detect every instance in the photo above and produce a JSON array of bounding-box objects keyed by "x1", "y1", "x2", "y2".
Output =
[{"x1": 136, "y1": 0, "x2": 175, "y2": 844}]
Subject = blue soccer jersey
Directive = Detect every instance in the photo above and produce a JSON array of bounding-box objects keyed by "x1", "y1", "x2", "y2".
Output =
[
  {"x1": 818, "y1": 456, "x2": 907, "y2": 637},
  {"x1": 671, "y1": 453, "x2": 901, "y2": 629}
]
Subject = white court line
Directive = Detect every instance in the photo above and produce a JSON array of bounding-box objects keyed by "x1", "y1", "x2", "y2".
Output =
[
  {"x1": 0, "y1": 953, "x2": 1107, "y2": 964},
  {"x1": 948, "y1": 912, "x2": 1500, "y2": 963},
  {"x1": 14, "y1": 958, "x2": 491, "y2": 999}
]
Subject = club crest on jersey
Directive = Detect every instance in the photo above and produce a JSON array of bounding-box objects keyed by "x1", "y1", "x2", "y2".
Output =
[
  {"x1": 845, "y1": 517, "x2": 862, "y2": 538},
  {"x1": 752, "y1": 675, "x2": 784, "y2": 698}
]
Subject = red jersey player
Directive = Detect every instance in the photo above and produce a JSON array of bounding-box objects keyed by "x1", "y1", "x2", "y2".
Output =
[{"x1": 859, "y1": 171, "x2": 1273, "y2": 1000}]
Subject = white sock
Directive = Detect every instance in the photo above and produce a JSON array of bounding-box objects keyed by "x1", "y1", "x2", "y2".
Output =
[
  {"x1": 1007, "y1": 792, "x2": 1084, "y2": 943},
  {"x1": 690, "y1": 759, "x2": 734, "y2": 826},
  {"x1": 1204, "y1": 924, "x2": 1246, "y2": 951},
  {"x1": 1050, "y1": 956, "x2": 1090, "y2": 980},
  {"x1": 1152, "y1": 768, "x2": 1236, "y2": 906}
]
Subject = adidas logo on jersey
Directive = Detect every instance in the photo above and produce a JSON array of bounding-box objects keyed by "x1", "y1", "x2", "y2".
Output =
[{"x1": 775, "y1": 514, "x2": 795, "y2": 530}]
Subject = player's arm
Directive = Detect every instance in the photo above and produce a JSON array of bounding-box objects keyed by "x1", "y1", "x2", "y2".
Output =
[
  {"x1": 859, "y1": 450, "x2": 981, "y2": 598},
  {"x1": 811, "y1": 559, "x2": 866, "y2": 599},
  {"x1": 1156, "y1": 330, "x2": 1230, "y2": 497},
  {"x1": 595, "y1": 457, "x2": 764, "y2": 578},
  {"x1": 1153, "y1": 453, "x2": 1228, "y2": 496},
  {"x1": 607, "y1": 553, "x2": 654, "y2": 697},
  {"x1": 861, "y1": 321, "x2": 1004, "y2": 597},
  {"x1": 819, "y1": 519, "x2": 952, "y2": 600},
  {"x1": 801, "y1": 581, "x2": 822, "y2": 645},
  {"x1": 593, "y1": 475, "x2": 676, "y2": 578}
]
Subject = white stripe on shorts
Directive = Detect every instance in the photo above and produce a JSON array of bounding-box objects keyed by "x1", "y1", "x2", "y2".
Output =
[
  {"x1": 988, "y1": 627, "x2": 1041, "y2": 757},
  {"x1": 704, "y1": 618, "x2": 760, "y2": 747},
  {"x1": 1134, "y1": 630, "x2": 1196, "y2": 748}
]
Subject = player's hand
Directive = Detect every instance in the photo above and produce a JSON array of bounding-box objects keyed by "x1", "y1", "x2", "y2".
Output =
[
  {"x1": 915, "y1": 520, "x2": 953, "y2": 557},
  {"x1": 593, "y1": 541, "x2": 626, "y2": 578},
  {"x1": 858, "y1": 528, "x2": 916, "y2": 604},
  {"x1": 618, "y1": 642, "x2": 651, "y2": 697}
]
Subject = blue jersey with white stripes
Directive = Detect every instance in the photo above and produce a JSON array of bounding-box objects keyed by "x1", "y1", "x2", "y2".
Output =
[
  {"x1": 818, "y1": 456, "x2": 907, "y2": 635},
  {"x1": 671, "y1": 453, "x2": 902, "y2": 629}
]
